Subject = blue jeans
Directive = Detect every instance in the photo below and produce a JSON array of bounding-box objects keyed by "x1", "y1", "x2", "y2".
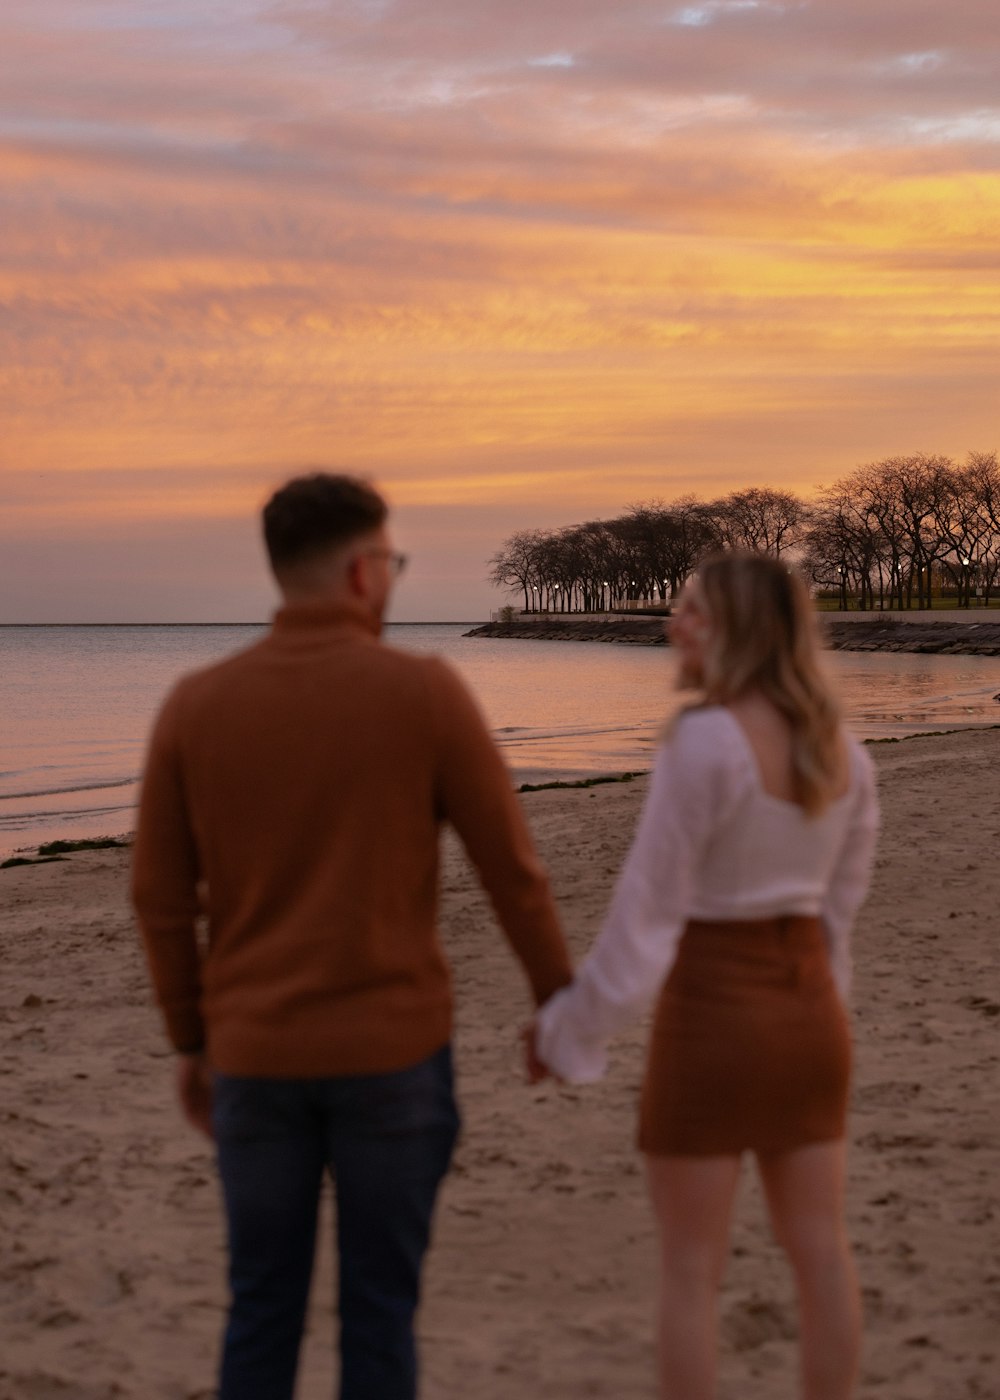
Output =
[{"x1": 212, "y1": 1044, "x2": 460, "y2": 1400}]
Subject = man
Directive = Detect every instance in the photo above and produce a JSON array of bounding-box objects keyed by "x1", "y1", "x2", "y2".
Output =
[{"x1": 132, "y1": 474, "x2": 572, "y2": 1400}]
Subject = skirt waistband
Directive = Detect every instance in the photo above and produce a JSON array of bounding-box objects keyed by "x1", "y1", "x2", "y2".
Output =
[{"x1": 684, "y1": 914, "x2": 823, "y2": 938}]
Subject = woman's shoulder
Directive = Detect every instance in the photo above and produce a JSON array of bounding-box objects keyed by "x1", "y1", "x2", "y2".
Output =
[
  {"x1": 673, "y1": 702, "x2": 738, "y2": 738},
  {"x1": 672, "y1": 704, "x2": 751, "y2": 762},
  {"x1": 664, "y1": 704, "x2": 754, "y2": 787}
]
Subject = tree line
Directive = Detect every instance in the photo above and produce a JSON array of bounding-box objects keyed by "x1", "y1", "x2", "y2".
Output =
[{"x1": 489, "y1": 453, "x2": 1000, "y2": 612}]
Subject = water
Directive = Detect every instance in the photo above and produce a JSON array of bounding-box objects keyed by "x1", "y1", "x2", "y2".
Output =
[{"x1": 2, "y1": 623, "x2": 998, "y2": 856}]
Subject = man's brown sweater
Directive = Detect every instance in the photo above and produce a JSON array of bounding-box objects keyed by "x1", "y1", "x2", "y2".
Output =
[{"x1": 131, "y1": 601, "x2": 572, "y2": 1077}]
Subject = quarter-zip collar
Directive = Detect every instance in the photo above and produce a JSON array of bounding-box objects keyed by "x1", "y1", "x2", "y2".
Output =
[{"x1": 271, "y1": 599, "x2": 382, "y2": 643}]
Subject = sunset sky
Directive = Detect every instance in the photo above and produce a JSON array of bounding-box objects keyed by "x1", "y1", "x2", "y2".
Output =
[{"x1": 2, "y1": 0, "x2": 998, "y2": 621}]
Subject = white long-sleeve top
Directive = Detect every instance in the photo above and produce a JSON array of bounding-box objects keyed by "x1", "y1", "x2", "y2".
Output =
[{"x1": 535, "y1": 705, "x2": 880, "y2": 1084}]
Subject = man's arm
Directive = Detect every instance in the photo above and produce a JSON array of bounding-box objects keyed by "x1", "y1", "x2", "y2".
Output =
[
  {"x1": 131, "y1": 687, "x2": 206, "y2": 1056},
  {"x1": 426, "y1": 659, "x2": 573, "y2": 1005},
  {"x1": 175, "y1": 1053, "x2": 214, "y2": 1139}
]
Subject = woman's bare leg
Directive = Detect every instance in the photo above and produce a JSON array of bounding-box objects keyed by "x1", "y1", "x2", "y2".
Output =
[
  {"x1": 757, "y1": 1140, "x2": 860, "y2": 1400},
  {"x1": 644, "y1": 1154, "x2": 742, "y2": 1400}
]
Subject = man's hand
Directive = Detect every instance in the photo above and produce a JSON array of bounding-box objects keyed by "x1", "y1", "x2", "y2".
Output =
[
  {"x1": 176, "y1": 1053, "x2": 214, "y2": 1138},
  {"x1": 522, "y1": 1022, "x2": 550, "y2": 1085}
]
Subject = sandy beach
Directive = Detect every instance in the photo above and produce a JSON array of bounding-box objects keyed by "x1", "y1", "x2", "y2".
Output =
[{"x1": 2, "y1": 727, "x2": 998, "y2": 1400}]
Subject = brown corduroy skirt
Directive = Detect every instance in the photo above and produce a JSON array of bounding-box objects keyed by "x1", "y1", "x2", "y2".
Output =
[{"x1": 639, "y1": 915, "x2": 851, "y2": 1158}]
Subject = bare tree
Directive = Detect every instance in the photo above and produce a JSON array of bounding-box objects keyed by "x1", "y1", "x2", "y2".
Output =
[
  {"x1": 804, "y1": 488, "x2": 888, "y2": 609},
  {"x1": 882, "y1": 455, "x2": 954, "y2": 608},
  {"x1": 625, "y1": 499, "x2": 720, "y2": 601},
  {"x1": 488, "y1": 530, "x2": 544, "y2": 613},
  {"x1": 952, "y1": 448, "x2": 997, "y2": 602},
  {"x1": 708, "y1": 488, "x2": 808, "y2": 557},
  {"x1": 931, "y1": 461, "x2": 988, "y2": 606}
]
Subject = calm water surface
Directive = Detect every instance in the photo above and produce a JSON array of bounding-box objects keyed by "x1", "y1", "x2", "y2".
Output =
[{"x1": 2, "y1": 623, "x2": 998, "y2": 855}]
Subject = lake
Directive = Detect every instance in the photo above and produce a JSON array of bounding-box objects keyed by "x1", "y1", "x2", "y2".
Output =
[{"x1": 2, "y1": 623, "x2": 997, "y2": 855}]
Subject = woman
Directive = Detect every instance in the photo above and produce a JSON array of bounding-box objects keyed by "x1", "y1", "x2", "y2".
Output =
[{"x1": 532, "y1": 551, "x2": 879, "y2": 1400}]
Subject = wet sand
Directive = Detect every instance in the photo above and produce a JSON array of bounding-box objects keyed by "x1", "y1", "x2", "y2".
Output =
[{"x1": 2, "y1": 727, "x2": 998, "y2": 1400}]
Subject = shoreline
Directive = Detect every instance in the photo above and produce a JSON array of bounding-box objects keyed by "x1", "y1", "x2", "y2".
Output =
[
  {"x1": 5, "y1": 723, "x2": 1000, "y2": 862},
  {"x1": 466, "y1": 616, "x2": 1000, "y2": 655},
  {"x1": 6, "y1": 723, "x2": 1000, "y2": 863}
]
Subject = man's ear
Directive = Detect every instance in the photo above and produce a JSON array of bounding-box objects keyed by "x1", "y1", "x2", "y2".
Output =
[{"x1": 346, "y1": 550, "x2": 373, "y2": 601}]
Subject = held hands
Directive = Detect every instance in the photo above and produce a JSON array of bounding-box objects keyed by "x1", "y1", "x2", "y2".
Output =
[
  {"x1": 522, "y1": 1020, "x2": 563, "y2": 1085},
  {"x1": 176, "y1": 1052, "x2": 214, "y2": 1139}
]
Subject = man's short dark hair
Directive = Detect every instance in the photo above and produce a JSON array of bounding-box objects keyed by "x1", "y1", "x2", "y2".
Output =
[{"x1": 263, "y1": 474, "x2": 388, "y2": 572}]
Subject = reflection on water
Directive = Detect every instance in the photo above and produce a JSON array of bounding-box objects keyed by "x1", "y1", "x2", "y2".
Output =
[
  {"x1": 1, "y1": 624, "x2": 997, "y2": 853},
  {"x1": 409, "y1": 628, "x2": 1000, "y2": 779}
]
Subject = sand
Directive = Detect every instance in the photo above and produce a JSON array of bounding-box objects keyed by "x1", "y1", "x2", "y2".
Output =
[{"x1": 2, "y1": 727, "x2": 998, "y2": 1400}]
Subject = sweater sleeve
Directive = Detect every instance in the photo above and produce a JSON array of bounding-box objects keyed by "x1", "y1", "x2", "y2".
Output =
[
  {"x1": 130, "y1": 686, "x2": 205, "y2": 1053},
  {"x1": 426, "y1": 658, "x2": 573, "y2": 1006},
  {"x1": 534, "y1": 711, "x2": 733, "y2": 1083},
  {"x1": 820, "y1": 741, "x2": 880, "y2": 1000}
]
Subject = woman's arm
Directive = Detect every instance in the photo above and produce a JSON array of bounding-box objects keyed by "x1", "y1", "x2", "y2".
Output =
[
  {"x1": 534, "y1": 713, "x2": 732, "y2": 1082},
  {"x1": 820, "y1": 743, "x2": 880, "y2": 999}
]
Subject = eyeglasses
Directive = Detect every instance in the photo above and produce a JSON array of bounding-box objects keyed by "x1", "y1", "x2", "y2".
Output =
[{"x1": 358, "y1": 548, "x2": 408, "y2": 577}]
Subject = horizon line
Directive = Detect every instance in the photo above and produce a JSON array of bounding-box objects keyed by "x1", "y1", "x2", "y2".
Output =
[{"x1": 0, "y1": 620, "x2": 487, "y2": 628}]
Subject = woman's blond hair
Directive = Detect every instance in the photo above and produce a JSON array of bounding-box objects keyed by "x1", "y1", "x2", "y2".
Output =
[{"x1": 685, "y1": 550, "x2": 843, "y2": 816}]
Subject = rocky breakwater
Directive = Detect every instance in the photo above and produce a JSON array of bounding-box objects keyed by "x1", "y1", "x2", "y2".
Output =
[
  {"x1": 821, "y1": 619, "x2": 1000, "y2": 655},
  {"x1": 465, "y1": 617, "x2": 669, "y2": 644},
  {"x1": 466, "y1": 616, "x2": 1000, "y2": 655}
]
